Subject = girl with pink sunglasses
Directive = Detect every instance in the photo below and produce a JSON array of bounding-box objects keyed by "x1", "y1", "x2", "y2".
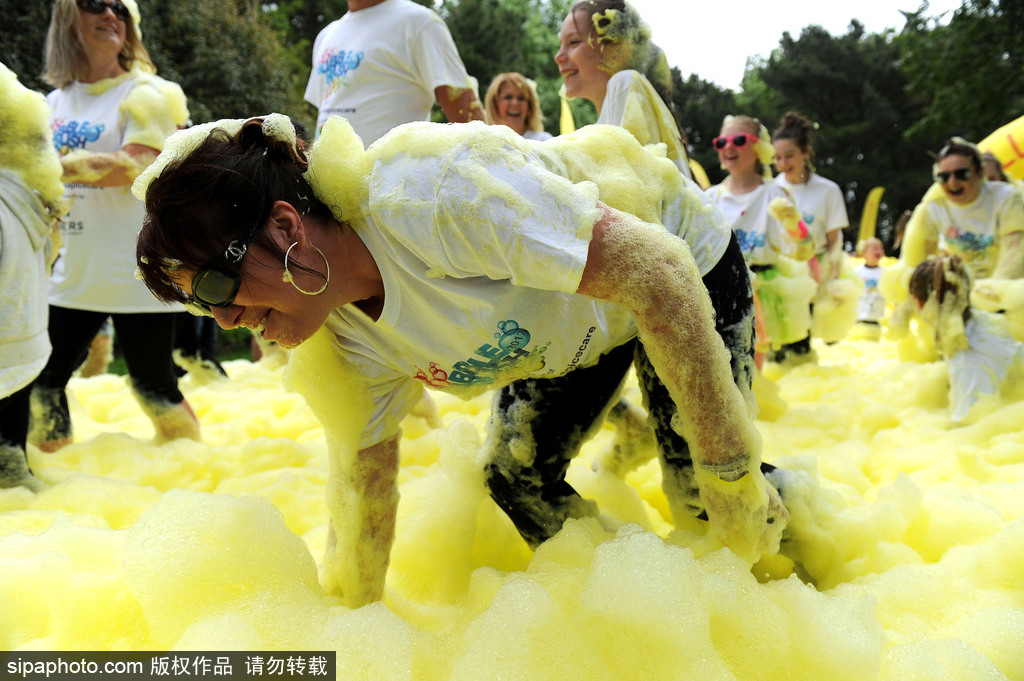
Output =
[{"x1": 706, "y1": 115, "x2": 816, "y2": 369}]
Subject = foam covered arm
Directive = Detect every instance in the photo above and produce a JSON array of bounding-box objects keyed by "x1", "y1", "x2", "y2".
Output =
[
  {"x1": 60, "y1": 143, "x2": 159, "y2": 187},
  {"x1": 768, "y1": 197, "x2": 815, "y2": 261},
  {"x1": 577, "y1": 203, "x2": 786, "y2": 562}
]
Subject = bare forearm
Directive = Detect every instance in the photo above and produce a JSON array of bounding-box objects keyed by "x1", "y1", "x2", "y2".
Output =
[{"x1": 435, "y1": 85, "x2": 485, "y2": 123}]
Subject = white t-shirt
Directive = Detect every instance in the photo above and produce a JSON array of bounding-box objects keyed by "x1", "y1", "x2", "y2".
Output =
[
  {"x1": 775, "y1": 173, "x2": 849, "y2": 255},
  {"x1": 0, "y1": 172, "x2": 53, "y2": 397},
  {"x1": 523, "y1": 129, "x2": 552, "y2": 142},
  {"x1": 303, "y1": 0, "x2": 473, "y2": 145},
  {"x1": 854, "y1": 263, "x2": 886, "y2": 323},
  {"x1": 706, "y1": 182, "x2": 796, "y2": 266},
  {"x1": 919, "y1": 181, "x2": 1024, "y2": 278},
  {"x1": 313, "y1": 121, "x2": 728, "y2": 447},
  {"x1": 948, "y1": 310, "x2": 1024, "y2": 422},
  {"x1": 597, "y1": 69, "x2": 691, "y2": 179},
  {"x1": 47, "y1": 72, "x2": 186, "y2": 313}
]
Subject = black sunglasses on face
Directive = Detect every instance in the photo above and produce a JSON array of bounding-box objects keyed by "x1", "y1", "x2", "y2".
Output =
[
  {"x1": 935, "y1": 168, "x2": 972, "y2": 184},
  {"x1": 76, "y1": 0, "x2": 131, "y2": 21},
  {"x1": 184, "y1": 225, "x2": 259, "y2": 316}
]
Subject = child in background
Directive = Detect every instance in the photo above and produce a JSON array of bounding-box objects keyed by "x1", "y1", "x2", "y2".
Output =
[
  {"x1": 855, "y1": 237, "x2": 887, "y2": 339},
  {"x1": 909, "y1": 255, "x2": 1024, "y2": 424}
]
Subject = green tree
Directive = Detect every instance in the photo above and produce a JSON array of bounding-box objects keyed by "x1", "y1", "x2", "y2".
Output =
[
  {"x1": 672, "y1": 70, "x2": 738, "y2": 186},
  {"x1": 0, "y1": 0, "x2": 307, "y2": 127},
  {"x1": 437, "y1": 0, "x2": 575, "y2": 133},
  {"x1": 0, "y1": 1, "x2": 51, "y2": 93},
  {"x1": 741, "y1": 22, "x2": 933, "y2": 250},
  {"x1": 138, "y1": 0, "x2": 307, "y2": 126},
  {"x1": 898, "y1": 0, "x2": 1024, "y2": 143}
]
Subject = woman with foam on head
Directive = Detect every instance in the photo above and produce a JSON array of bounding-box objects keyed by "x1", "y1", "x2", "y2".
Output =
[
  {"x1": 483, "y1": 72, "x2": 552, "y2": 141},
  {"x1": 706, "y1": 114, "x2": 817, "y2": 369},
  {"x1": 133, "y1": 114, "x2": 789, "y2": 606},
  {"x1": 29, "y1": 0, "x2": 196, "y2": 453},
  {"x1": 554, "y1": 0, "x2": 703, "y2": 183}
]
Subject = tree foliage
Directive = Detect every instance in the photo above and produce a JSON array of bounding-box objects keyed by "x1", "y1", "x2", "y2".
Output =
[
  {"x1": 137, "y1": 0, "x2": 307, "y2": 126},
  {"x1": 437, "y1": 0, "x2": 575, "y2": 133},
  {"x1": 737, "y1": 22, "x2": 935, "y2": 248},
  {"x1": 898, "y1": 0, "x2": 1024, "y2": 143}
]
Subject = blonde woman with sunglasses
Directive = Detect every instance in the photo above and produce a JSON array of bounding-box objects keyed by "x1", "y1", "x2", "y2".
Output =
[
  {"x1": 706, "y1": 115, "x2": 816, "y2": 368},
  {"x1": 29, "y1": 0, "x2": 196, "y2": 453}
]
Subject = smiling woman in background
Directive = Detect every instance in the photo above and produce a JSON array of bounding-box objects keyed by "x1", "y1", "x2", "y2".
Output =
[
  {"x1": 29, "y1": 0, "x2": 196, "y2": 452},
  {"x1": 483, "y1": 72, "x2": 552, "y2": 141},
  {"x1": 554, "y1": 0, "x2": 697, "y2": 181},
  {"x1": 900, "y1": 137, "x2": 1024, "y2": 282}
]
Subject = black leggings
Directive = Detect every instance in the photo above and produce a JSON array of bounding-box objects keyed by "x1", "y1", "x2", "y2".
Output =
[
  {"x1": 484, "y1": 233, "x2": 757, "y2": 547},
  {"x1": 0, "y1": 384, "x2": 32, "y2": 450},
  {"x1": 30, "y1": 306, "x2": 183, "y2": 443}
]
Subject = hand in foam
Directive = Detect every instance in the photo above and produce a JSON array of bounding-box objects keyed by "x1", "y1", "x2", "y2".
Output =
[
  {"x1": 768, "y1": 197, "x2": 800, "y2": 225},
  {"x1": 972, "y1": 278, "x2": 1024, "y2": 314},
  {"x1": 695, "y1": 460, "x2": 789, "y2": 564}
]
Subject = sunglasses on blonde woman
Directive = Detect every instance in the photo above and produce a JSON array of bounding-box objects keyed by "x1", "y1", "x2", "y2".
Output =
[
  {"x1": 76, "y1": 0, "x2": 130, "y2": 21},
  {"x1": 713, "y1": 133, "x2": 759, "y2": 151}
]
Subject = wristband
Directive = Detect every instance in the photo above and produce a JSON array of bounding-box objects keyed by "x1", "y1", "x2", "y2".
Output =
[{"x1": 700, "y1": 457, "x2": 751, "y2": 482}]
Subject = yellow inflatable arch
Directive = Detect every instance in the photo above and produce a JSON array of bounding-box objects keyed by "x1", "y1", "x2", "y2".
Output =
[{"x1": 979, "y1": 114, "x2": 1024, "y2": 180}]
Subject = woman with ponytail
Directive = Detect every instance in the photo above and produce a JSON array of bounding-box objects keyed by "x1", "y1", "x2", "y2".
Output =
[
  {"x1": 773, "y1": 111, "x2": 859, "y2": 347},
  {"x1": 908, "y1": 255, "x2": 1024, "y2": 423}
]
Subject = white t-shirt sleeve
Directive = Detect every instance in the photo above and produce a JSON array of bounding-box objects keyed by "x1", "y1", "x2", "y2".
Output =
[
  {"x1": 409, "y1": 12, "x2": 472, "y2": 94},
  {"x1": 997, "y1": 184, "x2": 1024, "y2": 238},
  {"x1": 822, "y1": 179, "x2": 850, "y2": 233},
  {"x1": 303, "y1": 27, "x2": 330, "y2": 109}
]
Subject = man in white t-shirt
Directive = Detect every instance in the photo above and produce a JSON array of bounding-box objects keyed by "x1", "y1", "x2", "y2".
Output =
[{"x1": 303, "y1": 0, "x2": 484, "y2": 144}]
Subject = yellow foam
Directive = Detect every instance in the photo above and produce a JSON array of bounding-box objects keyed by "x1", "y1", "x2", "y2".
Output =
[{"x1": 0, "y1": 337, "x2": 1022, "y2": 680}]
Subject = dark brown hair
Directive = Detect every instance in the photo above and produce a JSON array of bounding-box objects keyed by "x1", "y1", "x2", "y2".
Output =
[
  {"x1": 772, "y1": 111, "x2": 815, "y2": 174},
  {"x1": 136, "y1": 119, "x2": 331, "y2": 304},
  {"x1": 936, "y1": 138, "x2": 982, "y2": 172},
  {"x1": 908, "y1": 255, "x2": 972, "y2": 324}
]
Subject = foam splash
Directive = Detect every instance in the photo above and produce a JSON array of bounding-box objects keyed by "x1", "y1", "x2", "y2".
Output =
[{"x1": 2, "y1": 337, "x2": 1021, "y2": 679}]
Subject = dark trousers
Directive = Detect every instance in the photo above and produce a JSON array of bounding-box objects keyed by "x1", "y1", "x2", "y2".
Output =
[
  {"x1": 485, "y1": 233, "x2": 757, "y2": 547},
  {"x1": 0, "y1": 384, "x2": 32, "y2": 450},
  {"x1": 30, "y1": 306, "x2": 183, "y2": 442}
]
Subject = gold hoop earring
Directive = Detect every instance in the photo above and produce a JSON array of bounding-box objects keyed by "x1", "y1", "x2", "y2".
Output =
[{"x1": 283, "y1": 242, "x2": 330, "y2": 296}]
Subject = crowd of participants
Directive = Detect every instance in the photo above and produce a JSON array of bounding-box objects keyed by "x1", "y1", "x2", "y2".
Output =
[{"x1": 2, "y1": 0, "x2": 1023, "y2": 606}]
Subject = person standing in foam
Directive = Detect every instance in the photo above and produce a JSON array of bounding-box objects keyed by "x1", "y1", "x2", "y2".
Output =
[
  {"x1": 303, "y1": 0, "x2": 483, "y2": 144},
  {"x1": 0, "y1": 63, "x2": 69, "y2": 491},
  {"x1": 854, "y1": 237, "x2": 888, "y2": 339},
  {"x1": 29, "y1": 0, "x2": 197, "y2": 453},
  {"x1": 132, "y1": 115, "x2": 788, "y2": 606},
  {"x1": 706, "y1": 115, "x2": 816, "y2": 369},
  {"x1": 773, "y1": 111, "x2": 858, "y2": 348}
]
